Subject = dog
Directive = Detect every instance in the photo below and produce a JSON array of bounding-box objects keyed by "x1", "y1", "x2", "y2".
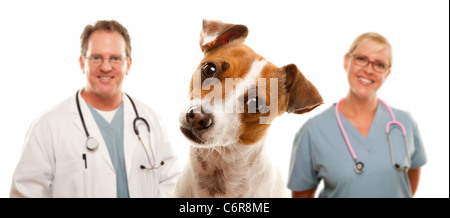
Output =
[{"x1": 173, "y1": 20, "x2": 323, "y2": 197}]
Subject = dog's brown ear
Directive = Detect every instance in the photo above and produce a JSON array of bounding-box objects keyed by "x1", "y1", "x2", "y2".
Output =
[
  {"x1": 283, "y1": 64, "x2": 323, "y2": 114},
  {"x1": 200, "y1": 19, "x2": 248, "y2": 53}
]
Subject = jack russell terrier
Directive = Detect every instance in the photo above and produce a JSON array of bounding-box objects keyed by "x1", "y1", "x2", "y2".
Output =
[{"x1": 174, "y1": 20, "x2": 323, "y2": 197}]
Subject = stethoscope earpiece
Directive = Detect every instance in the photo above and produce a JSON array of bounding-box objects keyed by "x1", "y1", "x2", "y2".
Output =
[
  {"x1": 394, "y1": 164, "x2": 409, "y2": 171},
  {"x1": 140, "y1": 161, "x2": 164, "y2": 170}
]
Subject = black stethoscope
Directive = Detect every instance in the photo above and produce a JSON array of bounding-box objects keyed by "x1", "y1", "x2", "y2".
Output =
[{"x1": 76, "y1": 90, "x2": 164, "y2": 170}]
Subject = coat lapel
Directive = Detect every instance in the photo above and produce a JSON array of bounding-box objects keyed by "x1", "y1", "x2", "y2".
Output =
[
  {"x1": 71, "y1": 91, "x2": 114, "y2": 171},
  {"x1": 123, "y1": 95, "x2": 139, "y2": 178}
]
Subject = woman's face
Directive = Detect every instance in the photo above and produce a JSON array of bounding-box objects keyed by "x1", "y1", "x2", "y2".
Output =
[{"x1": 344, "y1": 40, "x2": 391, "y2": 100}]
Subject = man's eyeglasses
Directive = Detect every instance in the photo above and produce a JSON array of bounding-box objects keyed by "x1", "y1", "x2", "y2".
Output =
[{"x1": 85, "y1": 55, "x2": 127, "y2": 65}]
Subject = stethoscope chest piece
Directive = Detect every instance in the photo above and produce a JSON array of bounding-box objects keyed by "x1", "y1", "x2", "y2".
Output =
[
  {"x1": 86, "y1": 136, "x2": 99, "y2": 151},
  {"x1": 354, "y1": 161, "x2": 364, "y2": 173}
]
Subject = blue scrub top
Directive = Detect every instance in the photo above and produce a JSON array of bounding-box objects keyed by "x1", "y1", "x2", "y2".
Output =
[
  {"x1": 87, "y1": 102, "x2": 130, "y2": 198},
  {"x1": 287, "y1": 102, "x2": 427, "y2": 198}
]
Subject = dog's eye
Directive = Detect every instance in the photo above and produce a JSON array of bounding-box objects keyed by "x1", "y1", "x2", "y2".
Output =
[
  {"x1": 201, "y1": 62, "x2": 218, "y2": 78},
  {"x1": 246, "y1": 97, "x2": 269, "y2": 114}
]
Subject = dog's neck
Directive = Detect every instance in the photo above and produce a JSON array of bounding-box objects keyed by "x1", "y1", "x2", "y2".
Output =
[{"x1": 190, "y1": 138, "x2": 267, "y2": 197}]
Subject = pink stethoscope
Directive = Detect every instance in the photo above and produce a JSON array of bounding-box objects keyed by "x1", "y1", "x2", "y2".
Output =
[{"x1": 335, "y1": 98, "x2": 411, "y2": 173}]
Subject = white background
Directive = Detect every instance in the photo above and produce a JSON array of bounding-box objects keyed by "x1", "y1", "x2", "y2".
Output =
[{"x1": 0, "y1": 0, "x2": 448, "y2": 198}]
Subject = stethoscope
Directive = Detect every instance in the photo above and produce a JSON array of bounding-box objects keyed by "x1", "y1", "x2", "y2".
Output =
[
  {"x1": 76, "y1": 90, "x2": 164, "y2": 170},
  {"x1": 335, "y1": 98, "x2": 411, "y2": 173}
]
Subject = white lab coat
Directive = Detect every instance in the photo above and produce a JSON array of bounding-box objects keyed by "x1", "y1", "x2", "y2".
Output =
[{"x1": 10, "y1": 91, "x2": 180, "y2": 198}]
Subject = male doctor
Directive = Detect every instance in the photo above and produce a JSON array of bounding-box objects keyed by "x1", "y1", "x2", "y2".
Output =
[{"x1": 10, "y1": 20, "x2": 180, "y2": 198}]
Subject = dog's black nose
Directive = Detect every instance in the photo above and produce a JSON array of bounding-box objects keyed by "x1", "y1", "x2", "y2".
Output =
[{"x1": 187, "y1": 107, "x2": 213, "y2": 130}]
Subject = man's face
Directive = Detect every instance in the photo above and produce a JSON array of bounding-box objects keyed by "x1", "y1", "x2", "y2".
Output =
[{"x1": 80, "y1": 30, "x2": 131, "y2": 98}]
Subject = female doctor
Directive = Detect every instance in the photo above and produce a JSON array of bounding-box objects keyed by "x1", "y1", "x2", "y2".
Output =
[
  {"x1": 288, "y1": 33, "x2": 427, "y2": 198},
  {"x1": 10, "y1": 20, "x2": 180, "y2": 198}
]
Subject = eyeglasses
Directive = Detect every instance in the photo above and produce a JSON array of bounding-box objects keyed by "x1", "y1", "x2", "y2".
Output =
[
  {"x1": 349, "y1": 53, "x2": 390, "y2": 73},
  {"x1": 85, "y1": 55, "x2": 127, "y2": 65}
]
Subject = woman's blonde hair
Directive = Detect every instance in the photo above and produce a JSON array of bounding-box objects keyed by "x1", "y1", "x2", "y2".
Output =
[{"x1": 348, "y1": 32, "x2": 393, "y2": 68}]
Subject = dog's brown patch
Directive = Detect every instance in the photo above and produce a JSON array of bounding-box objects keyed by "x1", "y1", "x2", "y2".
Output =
[
  {"x1": 198, "y1": 168, "x2": 226, "y2": 196},
  {"x1": 196, "y1": 151, "x2": 208, "y2": 170}
]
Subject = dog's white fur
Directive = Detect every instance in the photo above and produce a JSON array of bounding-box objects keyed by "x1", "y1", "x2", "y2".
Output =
[{"x1": 174, "y1": 138, "x2": 288, "y2": 197}]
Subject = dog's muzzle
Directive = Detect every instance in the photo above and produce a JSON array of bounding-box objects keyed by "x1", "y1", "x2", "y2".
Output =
[
  {"x1": 186, "y1": 107, "x2": 213, "y2": 130},
  {"x1": 179, "y1": 106, "x2": 214, "y2": 145}
]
